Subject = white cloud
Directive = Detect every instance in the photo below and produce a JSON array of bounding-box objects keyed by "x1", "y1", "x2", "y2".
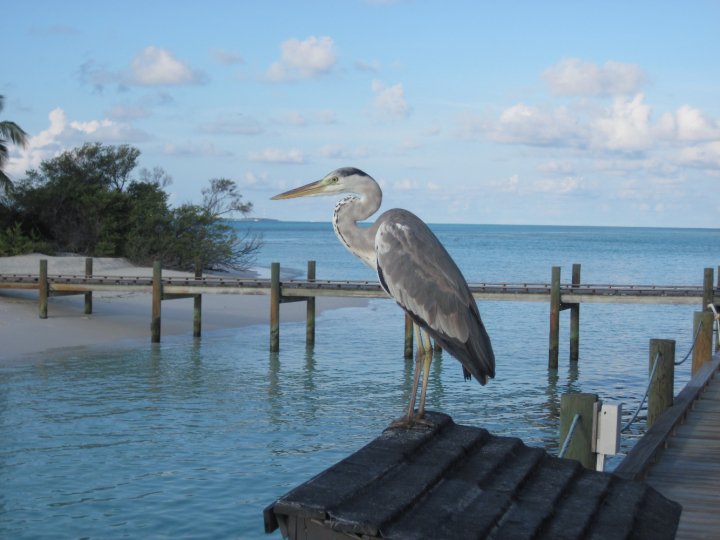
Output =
[
  {"x1": 210, "y1": 48, "x2": 244, "y2": 65},
  {"x1": 537, "y1": 160, "x2": 575, "y2": 175},
  {"x1": 533, "y1": 177, "x2": 580, "y2": 194},
  {"x1": 591, "y1": 94, "x2": 652, "y2": 151},
  {"x1": 130, "y1": 46, "x2": 205, "y2": 86},
  {"x1": 371, "y1": 80, "x2": 411, "y2": 117},
  {"x1": 675, "y1": 105, "x2": 720, "y2": 141},
  {"x1": 5, "y1": 108, "x2": 148, "y2": 178},
  {"x1": 393, "y1": 177, "x2": 418, "y2": 190},
  {"x1": 248, "y1": 147, "x2": 305, "y2": 163},
  {"x1": 201, "y1": 116, "x2": 263, "y2": 135},
  {"x1": 161, "y1": 142, "x2": 232, "y2": 157},
  {"x1": 318, "y1": 144, "x2": 369, "y2": 160},
  {"x1": 542, "y1": 58, "x2": 646, "y2": 97},
  {"x1": 264, "y1": 36, "x2": 337, "y2": 82},
  {"x1": 488, "y1": 103, "x2": 586, "y2": 146},
  {"x1": 678, "y1": 141, "x2": 720, "y2": 169}
]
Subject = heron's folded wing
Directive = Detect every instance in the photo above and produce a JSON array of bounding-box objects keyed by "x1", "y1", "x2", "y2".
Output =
[{"x1": 375, "y1": 210, "x2": 473, "y2": 342}]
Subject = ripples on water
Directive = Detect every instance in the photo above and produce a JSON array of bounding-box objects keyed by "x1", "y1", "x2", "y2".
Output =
[
  {"x1": 1, "y1": 223, "x2": 714, "y2": 538},
  {"x1": 0, "y1": 300, "x2": 697, "y2": 539}
]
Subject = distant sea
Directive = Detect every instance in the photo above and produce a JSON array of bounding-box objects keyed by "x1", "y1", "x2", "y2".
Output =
[{"x1": 1, "y1": 222, "x2": 718, "y2": 539}]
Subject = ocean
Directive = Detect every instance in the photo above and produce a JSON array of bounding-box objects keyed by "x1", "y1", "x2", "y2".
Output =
[{"x1": 1, "y1": 222, "x2": 718, "y2": 539}]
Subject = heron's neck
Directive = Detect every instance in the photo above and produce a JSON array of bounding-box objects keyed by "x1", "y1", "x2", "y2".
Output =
[{"x1": 332, "y1": 180, "x2": 382, "y2": 269}]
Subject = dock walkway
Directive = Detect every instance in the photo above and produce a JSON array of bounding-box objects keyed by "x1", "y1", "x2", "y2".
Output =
[{"x1": 643, "y1": 358, "x2": 720, "y2": 539}]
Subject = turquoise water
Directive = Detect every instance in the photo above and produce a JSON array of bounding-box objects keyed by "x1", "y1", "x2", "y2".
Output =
[{"x1": 1, "y1": 223, "x2": 718, "y2": 538}]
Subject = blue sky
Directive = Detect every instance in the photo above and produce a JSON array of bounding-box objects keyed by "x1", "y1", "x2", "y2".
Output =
[{"x1": 4, "y1": 0, "x2": 720, "y2": 227}]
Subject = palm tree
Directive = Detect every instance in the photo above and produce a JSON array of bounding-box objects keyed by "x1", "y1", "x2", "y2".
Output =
[{"x1": 0, "y1": 95, "x2": 29, "y2": 194}]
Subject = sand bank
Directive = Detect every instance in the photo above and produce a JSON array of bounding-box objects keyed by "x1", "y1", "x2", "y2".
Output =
[{"x1": 0, "y1": 254, "x2": 368, "y2": 362}]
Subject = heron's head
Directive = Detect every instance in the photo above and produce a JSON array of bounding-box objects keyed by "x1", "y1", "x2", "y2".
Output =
[{"x1": 271, "y1": 167, "x2": 372, "y2": 200}]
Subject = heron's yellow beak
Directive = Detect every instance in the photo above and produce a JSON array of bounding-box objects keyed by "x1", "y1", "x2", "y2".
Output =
[{"x1": 271, "y1": 179, "x2": 328, "y2": 200}]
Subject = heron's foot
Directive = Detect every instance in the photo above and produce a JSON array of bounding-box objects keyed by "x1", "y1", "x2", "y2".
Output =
[{"x1": 385, "y1": 412, "x2": 436, "y2": 431}]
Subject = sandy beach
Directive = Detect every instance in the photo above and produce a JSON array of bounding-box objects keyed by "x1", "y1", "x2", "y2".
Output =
[{"x1": 0, "y1": 254, "x2": 367, "y2": 361}]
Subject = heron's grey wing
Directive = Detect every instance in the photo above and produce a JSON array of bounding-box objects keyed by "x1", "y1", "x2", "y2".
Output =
[{"x1": 375, "y1": 209, "x2": 495, "y2": 382}]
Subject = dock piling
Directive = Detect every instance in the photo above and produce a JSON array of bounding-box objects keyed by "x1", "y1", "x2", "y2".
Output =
[
  {"x1": 691, "y1": 311, "x2": 714, "y2": 375},
  {"x1": 270, "y1": 262, "x2": 280, "y2": 352},
  {"x1": 559, "y1": 392, "x2": 598, "y2": 469},
  {"x1": 39, "y1": 259, "x2": 48, "y2": 319},
  {"x1": 570, "y1": 263, "x2": 581, "y2": 362},
  {"x1": 151, "y1": 260, "x2": 161, "y2": 343},
  {"x1": 548, "y1": 266, "x2": 561, "y2": 369},
  {"x1": 306, "y1": 261, "x2": 316, "y2": 348},
  {"x1": 84, "y1": 257, "x2": 93, "y2": 314},
  {"x1": 193, "y1": 263, "x2": 202, "y2": 338},
  {"x1": 647, "y1": 339, "x2": 675, "y2": 428},
  {"x1": 702, "y1": 267, "x2": 714, "y2": 311},
  {"x1": 404, "y1": 313, "x2": 413, "y2": 358}
]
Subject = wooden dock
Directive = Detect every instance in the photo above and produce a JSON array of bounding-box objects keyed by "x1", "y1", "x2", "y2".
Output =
[
  {"x1": 264, "y1": 411, "x2": 681, "y2": 539},
  {"x1": 615, "y1": 352, "x2": 720, "y2": 539},
  {"x1": 1, "y1": 260, "x2": 717, "y2": 360}
]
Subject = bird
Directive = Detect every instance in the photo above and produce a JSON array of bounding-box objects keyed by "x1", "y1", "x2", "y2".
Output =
[{"x1": 272, "y1": 167, "x2": 495, "y2": 426}]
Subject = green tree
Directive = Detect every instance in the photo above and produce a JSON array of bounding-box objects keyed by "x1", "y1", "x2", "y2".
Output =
[
  {"x1": 12, "y1": 143, "x2": 140, "y2": 254},
  {"x1": 8, "y1": 143, "x2": 262, "y2": 268},
  {"x1": 0, "y1": 95, "x2": 29, "y2": 195}
]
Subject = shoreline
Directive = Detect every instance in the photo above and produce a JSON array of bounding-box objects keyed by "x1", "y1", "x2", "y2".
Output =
[{"x1": 0, "y1": 254, "x2": 368, "y2": 363}]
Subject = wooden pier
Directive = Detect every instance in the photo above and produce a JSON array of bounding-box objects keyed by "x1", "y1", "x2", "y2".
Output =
[
  {"x1": 615, "y1": 351, "x2": 720, "y2": 539},
  {"x1": 0, "y1": 260, "x2": 717, "y2": 361},
  {"x1": 264, "y1": 411, "x2": 681, "y2": 539}
]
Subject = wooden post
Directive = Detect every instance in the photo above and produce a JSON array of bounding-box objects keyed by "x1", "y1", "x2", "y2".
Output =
[
  {"x1": 548, "y1": 266, "x2": 561, "y2": 369},
  {"x1": 559, "y1": 392, "x2": 598, "y2": 469},
  {"x1": 39, "y1": 259, "x2": 48, "y2": 319},
  {"x1": 151, "y1": 260, "x2": 162, "y2": 343},
  {"x1": 691, "y1": 311, "x2": 714, "y2": 375},
  {"x1": 570, "y1": 263, "x2": 581, "y2": 363},
  {"x1": 647, "y1": 339, "x2": 675, "y2": 429},
  {"x1": 404, "y1": 313, "x2": 413, "y2": 358},
  {"x1": 702, "y1": 267, "x2": 713, "y2": 311},
  {"x1": 193, "y1": 262, "x2": 202, "y2": 338},
  {"x1": 84, "y1": 257, "x2": 93, "y2": 314},
  {"x1": 306, "y1": 260, "x2": 316, "y2": 348},
  {"x1": 717, "y1": 265, "x2": 720, "y2": 352},
  {"x1": 270, "y1": 262, "x2": 280, "y2": 352}
]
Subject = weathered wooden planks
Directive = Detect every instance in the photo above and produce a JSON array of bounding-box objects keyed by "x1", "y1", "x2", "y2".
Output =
[{"x1": 264, "y1": 412, "x2": 681, "y2": 539}]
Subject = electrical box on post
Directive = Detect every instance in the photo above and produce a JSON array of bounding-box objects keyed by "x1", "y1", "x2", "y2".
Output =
[{"x1": 596, "y1": 402, "x2": 622, "y2": 455}]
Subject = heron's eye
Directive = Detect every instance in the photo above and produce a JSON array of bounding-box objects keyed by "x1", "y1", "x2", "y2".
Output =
[{"x1": 330, "y1": 176, "x2": 339, "y2": 183}]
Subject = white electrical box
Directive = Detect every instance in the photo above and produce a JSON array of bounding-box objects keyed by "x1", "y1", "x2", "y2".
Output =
[{"x1": 596, "y1": 402, "x2": 622, "y2": 455}]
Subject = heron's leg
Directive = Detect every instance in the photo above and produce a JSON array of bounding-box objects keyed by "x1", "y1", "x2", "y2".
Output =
[
  {"x1": 404, "y1": 324, "x2": 426, "y2": 419},
  {"x1": 417, "y1": 330, "x2": 434, "y2": 418}
]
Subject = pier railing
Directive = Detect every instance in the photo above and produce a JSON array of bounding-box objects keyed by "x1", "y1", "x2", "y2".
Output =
[{"x1": 1, "y1": 259, "x2": 718, "y2": 358}]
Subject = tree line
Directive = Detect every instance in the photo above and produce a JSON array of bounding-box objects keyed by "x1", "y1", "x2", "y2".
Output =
[{"x1": 0, "y1": 140, "x2": 261, "y2": 272}]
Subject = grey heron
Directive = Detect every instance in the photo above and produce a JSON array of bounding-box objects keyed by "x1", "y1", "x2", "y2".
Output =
[{"x1": 272, "y1": 167, "x2": 495, "y2": 426}]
